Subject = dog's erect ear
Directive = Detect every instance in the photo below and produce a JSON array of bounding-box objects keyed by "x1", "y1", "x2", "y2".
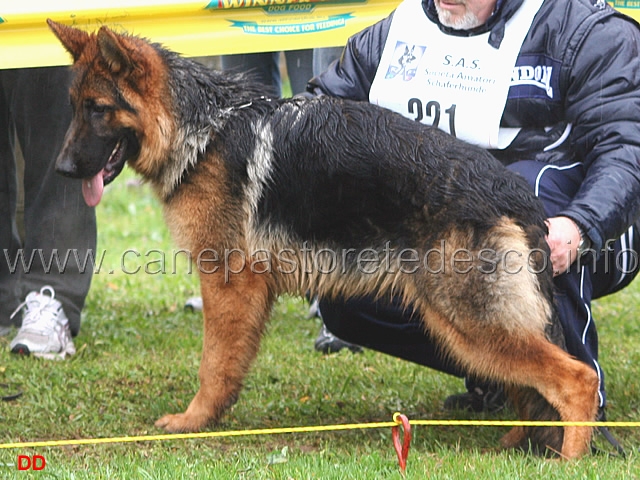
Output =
[
  {"x1": 97, "y1": 26, "x2": 136, "y2": 76},
  {"x1": 47, "y1": 19, "x2": 90, "y2": 62}
]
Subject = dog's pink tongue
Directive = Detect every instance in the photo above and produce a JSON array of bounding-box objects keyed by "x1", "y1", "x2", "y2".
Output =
[{"x1": 82, "y1": 172, "x2": 104, "y2": 207}]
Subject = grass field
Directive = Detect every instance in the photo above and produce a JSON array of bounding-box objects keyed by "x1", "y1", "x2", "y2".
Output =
[{"x1": 1, "y1": 168, "x2": 640, "y2": 479}]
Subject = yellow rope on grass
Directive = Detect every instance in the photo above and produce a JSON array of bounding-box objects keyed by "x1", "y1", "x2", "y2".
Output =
[{"x1": 0, "y1": 415, "x2": 638, "y2": 450}]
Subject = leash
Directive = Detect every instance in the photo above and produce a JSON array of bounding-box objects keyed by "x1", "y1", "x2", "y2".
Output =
[
  {"x1": 594, "y1": 408, "x2": 626, "y2": 457},
  {"x1": 0, "y1": 383, "x2": 22, "y2": 402},
  {"x1": 219, "y1": 95, "x2": 275, "y2": 116},
  {"x1": 594, "y1": 424, "x2": 626, "y2": 457}
]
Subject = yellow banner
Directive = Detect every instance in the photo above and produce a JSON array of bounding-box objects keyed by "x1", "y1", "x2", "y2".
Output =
[
  {"x1": 1, "y1": 1, "x2": 638, "y2": 70},
  {"x1": 609, "y1": 1, "x2": 640, "y2": 24},
  {"x1": 0, "y1": 1, "x2": 399, "y2": 69}
]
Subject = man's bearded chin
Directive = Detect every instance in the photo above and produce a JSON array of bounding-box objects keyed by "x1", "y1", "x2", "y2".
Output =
[{"x1": 435, "y1": 2, "x2": 484, "y2": 30}]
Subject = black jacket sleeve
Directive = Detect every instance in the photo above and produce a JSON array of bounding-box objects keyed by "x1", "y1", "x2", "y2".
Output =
[{"x1": 560, "y1": 13, "x2": 640, "y2": 250}]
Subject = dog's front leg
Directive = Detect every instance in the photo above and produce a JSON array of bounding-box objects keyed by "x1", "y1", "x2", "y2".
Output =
[{"x1": 155, "y1": 266, "x2": 274, "y2": 432}]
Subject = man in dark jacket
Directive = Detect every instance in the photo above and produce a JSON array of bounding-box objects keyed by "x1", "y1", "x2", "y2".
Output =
[{"x1": 308, "y1": 0, "x2": 640, "y2": 417}]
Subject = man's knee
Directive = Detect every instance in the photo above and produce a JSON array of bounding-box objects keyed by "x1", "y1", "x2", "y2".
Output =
[
  {"x1": 317, "y1": 299, "x2": 355, "y2": 341},
  {"x1": 507, "y1": 160, "x2": 584, "y2": 217}
]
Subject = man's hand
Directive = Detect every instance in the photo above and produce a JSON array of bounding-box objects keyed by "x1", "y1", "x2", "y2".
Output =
[{"x1": 545, "y1": 216, "x2": 582, "y2": 276}]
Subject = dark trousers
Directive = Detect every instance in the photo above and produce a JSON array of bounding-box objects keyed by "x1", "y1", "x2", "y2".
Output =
[
  {"x1": 0, "y1": 66, "x2": 96, "y2": 335},
  {"x1": 220, "y1": 50, "x2": 314, "y2": 96},
  {"x1": 320, "y1": 160, "x2": 640, "y2": 408}
]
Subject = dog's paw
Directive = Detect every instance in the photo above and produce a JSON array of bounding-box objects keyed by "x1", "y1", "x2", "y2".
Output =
[
  {"x1": 155, "y1": 413, "x2": 206, "y2": 433},
  {"x1": 500, "y1": 426, "x2": 527, "y2": 449}
]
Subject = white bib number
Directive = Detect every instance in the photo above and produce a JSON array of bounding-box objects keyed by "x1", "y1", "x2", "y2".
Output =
[{"x1": 369, "y1": 0, "x2": 543, "y2": 149}]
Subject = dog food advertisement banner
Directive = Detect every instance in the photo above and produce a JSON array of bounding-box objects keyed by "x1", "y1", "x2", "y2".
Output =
[
  {"x1": 1, "y1": 1, "x2": 637, "y2": 69},
  {"x1": 0, "y1": 0, "x2": 400, "y2": 69}
]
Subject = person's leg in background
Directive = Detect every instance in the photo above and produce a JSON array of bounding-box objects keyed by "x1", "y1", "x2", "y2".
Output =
[
  {"x1": 0, "y1": 81, "x2": 21, "y2": 335},
  {"x1": 283, "y1": 49, "x2": 313, "y2": 95},
  {"x1": 319, "y1": 295, "x2": 465, "y2": 375},
  {"x1": 0, "y1": 66, "x2": 96, "y2": 358},
  {"x1": 221, "y1": 50, "x2": 314, "y2": 97},
  {"x1": 220, "y1": 52, "x2": 281, "y2": 95},
  {"x1": 312, "y1": 47, "x2": 343, "y2": 78}
]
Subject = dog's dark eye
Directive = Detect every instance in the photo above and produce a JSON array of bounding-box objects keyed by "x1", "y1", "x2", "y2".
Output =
[
  {"x1": 92, "y1": 104, "x2": 110, "y2": 114},
  {"x1": 84, "y1": 100, "x2": 113, "y2": 119}
]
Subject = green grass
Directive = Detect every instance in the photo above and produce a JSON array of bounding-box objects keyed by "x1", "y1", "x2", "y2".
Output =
[{"x1": 2, "y1": 168, "x2": 640, "y2": 478}]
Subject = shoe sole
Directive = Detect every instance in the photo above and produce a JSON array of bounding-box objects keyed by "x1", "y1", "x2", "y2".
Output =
[
  {"x1": 11, "y1": 343, "x2": 72, "y2": 360},
  {"x1": 10, "y1": 343, "x2": 31, "y2": 356}
]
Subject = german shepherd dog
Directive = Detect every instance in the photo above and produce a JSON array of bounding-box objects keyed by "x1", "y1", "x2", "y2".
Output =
[{"x1": 48, "y1": 20, "x2": 599, "y2": 458}]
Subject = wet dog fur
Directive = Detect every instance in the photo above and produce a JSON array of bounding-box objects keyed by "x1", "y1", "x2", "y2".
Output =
[{"x1": 48, "y1": 20, "x2": 599, "y2": 458}]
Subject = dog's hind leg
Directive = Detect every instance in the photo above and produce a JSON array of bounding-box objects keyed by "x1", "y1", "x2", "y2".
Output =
[
  {"x1": 155, "y1": 267, "x2": 274, "y2": 433},
  {"x1": 514, "y1": 339, "x2": 599, "y2": 459},
  {"x1": 421, "y1": 303, "x2": 598, "y2": 458},
  {"x1": 470, "y1": 334, "x2": 598, "y2": 459}
]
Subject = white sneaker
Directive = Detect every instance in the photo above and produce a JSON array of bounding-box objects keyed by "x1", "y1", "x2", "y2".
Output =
[
  {"x1": 184, "y1": 296, "x2": 203, "y2": 311},
  {"x1": 9, "y1": 286, "x2": 76, "y2": 360}
]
